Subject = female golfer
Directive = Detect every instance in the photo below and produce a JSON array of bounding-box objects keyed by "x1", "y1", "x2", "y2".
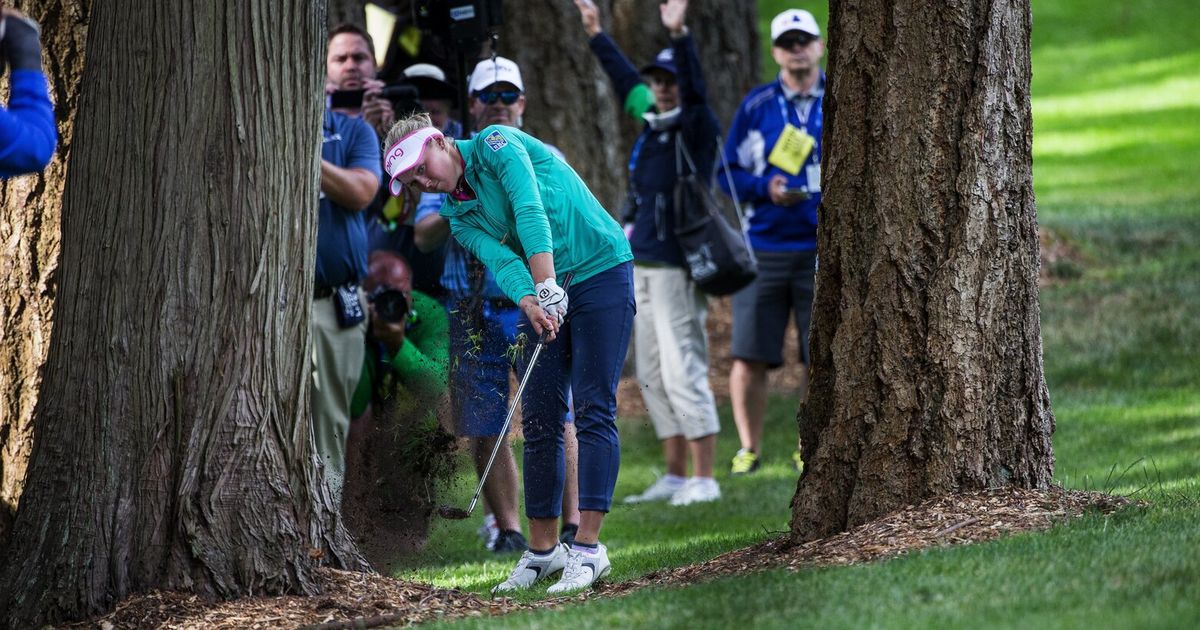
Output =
[{"x1": 383, "y1": 113, "x2": 634, "y2": 594}]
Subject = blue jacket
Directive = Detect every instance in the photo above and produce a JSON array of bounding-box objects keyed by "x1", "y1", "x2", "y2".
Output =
[
  {"x1": 589, "y1": 32, "x2": 720, "y2": 267},
  {"x1": 0, "y1": 70, "x2": 56, "y2": 177},
  {"x1": 719, "y1": 74, "x2": 825, "y2": 252}
]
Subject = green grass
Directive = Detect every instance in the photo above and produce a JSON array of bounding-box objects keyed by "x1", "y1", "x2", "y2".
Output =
[{"x1": 391, "y1": 1, "x2": 1200, "y2": 627}]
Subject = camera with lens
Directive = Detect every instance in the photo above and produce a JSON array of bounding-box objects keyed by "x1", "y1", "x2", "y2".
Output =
[
  {"x1": 330, "y1": 83, "x2": 422, "y2": 117},
  {"x1": 368, "y1": 286, "x2": 410, "y2": 324}
]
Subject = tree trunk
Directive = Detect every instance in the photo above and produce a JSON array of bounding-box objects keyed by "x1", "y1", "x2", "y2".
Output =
[
  {"x1": 0, "y1": 1, "x2": 366, "y2": 626},
  {"x1": 500, "y1": 0, "x2": 758, "y2": 210},
  {"x1": 790, "y1": 0, "x2": 1054, "y2": 542},
  {"x1": 0, "y1": 0, "x2": 91, "y2": 546}
]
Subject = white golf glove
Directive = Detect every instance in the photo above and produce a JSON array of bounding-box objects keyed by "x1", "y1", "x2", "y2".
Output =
[{"x1": 535, "y1": 277, "x2": 568, "y2": 324}]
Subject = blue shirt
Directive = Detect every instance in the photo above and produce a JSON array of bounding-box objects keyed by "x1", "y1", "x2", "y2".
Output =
[
  {"x1": 0, "y1": 70, "x2": 56, "y2": 177},
  {"x1": 316, "y1": 110, "x2": 381, "y2": 287},
  {"x1": 719, "y1": 74, "x2": 825, "y2": 252}
]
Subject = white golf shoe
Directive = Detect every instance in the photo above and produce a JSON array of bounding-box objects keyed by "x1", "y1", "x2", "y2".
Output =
[
  {"x1": 491, "y1": 543, "x2": 568, "y2": 594},
  {"x1": 623, "y1": 475, "x2": 685, "y2": 504},
  {"x1": 669, "y1": 477, "x2": 722, "y2": 506},
  {"x1": 546, "y1": 544, "x2": 611, "y2": 594}
]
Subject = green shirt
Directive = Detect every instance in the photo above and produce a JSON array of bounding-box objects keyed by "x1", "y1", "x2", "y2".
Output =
[
  {"x1": 439, "y1": 125, "x2": 633, "y2": 305},
  {"x1": 350, "y1": 290, "x2": 449, "y2": 419}
]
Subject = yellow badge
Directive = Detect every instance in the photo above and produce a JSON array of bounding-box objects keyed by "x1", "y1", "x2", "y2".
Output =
[{"x1": 767, "y1": 124, "x2": 815, "y2": 176}]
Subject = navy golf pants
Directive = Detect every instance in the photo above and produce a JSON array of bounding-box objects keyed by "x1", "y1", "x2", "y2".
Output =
[{"x1": 518, "y1": 262, "x2": 634, "y2": 518}]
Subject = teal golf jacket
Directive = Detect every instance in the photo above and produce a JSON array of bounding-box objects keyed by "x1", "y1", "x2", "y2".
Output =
[{"x1": 439, "y1": 125, "x2": 632, "y2": 304}]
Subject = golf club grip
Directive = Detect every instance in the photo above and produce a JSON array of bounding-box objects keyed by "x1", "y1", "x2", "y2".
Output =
[{"x1": 463, "y1": 271, "x2": 575, "y2": 516}]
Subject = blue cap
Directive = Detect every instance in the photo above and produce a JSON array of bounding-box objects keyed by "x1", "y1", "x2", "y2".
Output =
[{"x1": 640, "y1": 48, "x2": 678, "y2": 76}]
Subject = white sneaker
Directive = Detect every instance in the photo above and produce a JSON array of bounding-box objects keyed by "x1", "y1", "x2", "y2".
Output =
[
  {"x1": 623, "y1": 475, "x2": 685, "y2": 504},
  {"x1": 477, "y1": 514, "x2": 499, "y2": 550},
  {"x1": 491, "y1": 543, "x2": 568, "y2": 594},
  {"x1": 669, "y1": 478, "x2": 722, "y2": 506},
  {"x1": 547, "y1": 544, "x2": 611, "y2": 594}
]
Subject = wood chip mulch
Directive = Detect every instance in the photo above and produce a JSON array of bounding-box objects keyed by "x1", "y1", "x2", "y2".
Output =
[
  {"x1": 67, "y1": 486, "x2": 1131, "y2": 629},
  {"x1": 593, "y1": 486, "x2": 1132, "y2": 598}
]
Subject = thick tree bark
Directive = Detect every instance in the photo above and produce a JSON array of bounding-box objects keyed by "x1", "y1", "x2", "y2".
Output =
[
  {"x1": 0, "y1": 1, "x2": 366, "y2": 627},
  {"x1": 791, "y1": 0, "x2": 1054, "y2": 542},
  {"x1": 0, "y1": 0, "x2": 90, "y2": 545}
]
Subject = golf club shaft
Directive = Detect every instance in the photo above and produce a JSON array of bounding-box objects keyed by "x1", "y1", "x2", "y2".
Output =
[{"x1": 462, "y1": 272, "x2": 573, "y2": 518}]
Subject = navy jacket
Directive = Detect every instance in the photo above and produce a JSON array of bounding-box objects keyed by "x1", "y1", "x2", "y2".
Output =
[{"x1": 589, "y1": 32, "x2": 720, "y2": 267}]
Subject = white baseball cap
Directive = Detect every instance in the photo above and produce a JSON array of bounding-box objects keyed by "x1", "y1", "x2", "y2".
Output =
[
  {"x1": 468, "y1": 56, "x2": 524, "y2": 94},
  {"x1": 771, "y1": 9, "x2": 821, "y2": 42}
]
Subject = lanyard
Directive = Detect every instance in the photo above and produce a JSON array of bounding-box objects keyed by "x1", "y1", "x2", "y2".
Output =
[{"x1": 777, "y1": 94, "x2": 816, "y2": 129}]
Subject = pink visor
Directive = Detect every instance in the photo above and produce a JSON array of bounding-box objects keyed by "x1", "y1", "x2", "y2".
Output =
[{"x1": 383, "y1": 127, "x2": 443, "y2": 196}]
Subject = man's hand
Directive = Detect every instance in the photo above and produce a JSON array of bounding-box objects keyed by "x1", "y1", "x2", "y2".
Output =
[
  {"x1": 660, "y1": 0, "x2": 689, "y2": 38},
  {"x1": 519, "y1": 295, "x2": 558, "y2": 342},
  {"x1": 362, "y1": 79, "x2": 395, "y2": 136},
  {"x1": 371, "y1": 314, "x2": 407, "y2": 355},
  {"x1": 535, "y1": 277, "x2": 568, "y2": 325},
  {"x1": 768, "y1": 174, "x2": 807, "y2": 207},
  {"x1": 573, "y1": 0, "x2": 602, "y2": 37}
]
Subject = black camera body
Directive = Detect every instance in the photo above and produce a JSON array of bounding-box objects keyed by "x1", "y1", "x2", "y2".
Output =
[
  {"x1": 369, "y1": 286, "x2": 411, "y2": 324},
  {"x1": 330, "y1": 83, "x2": 422, "y2": 117},
  {"x1": 417, "y1": 0, "x2": 504, "y2": 57}
]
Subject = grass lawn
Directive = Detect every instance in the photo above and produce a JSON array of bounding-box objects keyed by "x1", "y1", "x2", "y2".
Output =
[{"x1": 392, "y1": 1, "x2": 1200, "y2": 627}]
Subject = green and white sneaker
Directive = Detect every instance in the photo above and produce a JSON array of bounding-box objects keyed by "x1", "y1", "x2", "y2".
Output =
[
  {"x1": 491, "y1": 543, "x2": 568, "y2": 594},
  {"x1": 730, "y1": 448, "x2": 760, "y2": 475},
  {"x1": 547, "y1": 544, "x2": 611, "y2": 594}
]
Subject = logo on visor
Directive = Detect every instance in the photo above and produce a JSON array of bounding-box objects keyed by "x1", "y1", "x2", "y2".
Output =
[
  {"x1": 385, "y1": 146, "x2": 405, "y2": 173},
  {"x1": 484, "y1": 130, "x2": 508, "y2": 152}
]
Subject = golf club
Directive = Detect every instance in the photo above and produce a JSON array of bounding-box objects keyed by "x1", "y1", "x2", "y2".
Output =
[{"x1": 438, "y1": 272, "x2": 573, "y2": 520}]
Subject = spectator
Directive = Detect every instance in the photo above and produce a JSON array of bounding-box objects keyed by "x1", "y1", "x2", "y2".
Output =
[
  {"x1": 349, "y1": 250, "x2": 449, "y2": 421},
  {"x1": 326, "y1": 23, "x2": 393, "y2": 137},
  {"x1": 402, "y1": 63, "x2": 462, "y2": 139},
  {"x1": 313, "y1": 52, "x2": 382, "y2": 503},
  {"x1": 0, "y1": 9, "x2": 55, "y2": 177},
  {"x1": 412, "y1": 56, "x2": 581, "y2": 553},
  {"x1": 385, "y1": 112, "x2": 634, "y2": 595},
  {"x1": 718, "y1": 8, "x2": 825, "y2": 475},
  {"x1": 576, "y1": 0, "x2": 722, "y2": 506}
]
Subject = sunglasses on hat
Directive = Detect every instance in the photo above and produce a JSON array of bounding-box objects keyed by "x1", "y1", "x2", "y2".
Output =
[
  {"x1": 476, "y1": 90, "x2": 521, "y2": 105},
  {"x1": 774, "y1": 32, "x2": 817, "y2": 50}
]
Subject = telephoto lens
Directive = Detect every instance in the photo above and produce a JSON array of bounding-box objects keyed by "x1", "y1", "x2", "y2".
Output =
[{"x1": 369, "y1": 287, "x2": 409, "y2": 323}]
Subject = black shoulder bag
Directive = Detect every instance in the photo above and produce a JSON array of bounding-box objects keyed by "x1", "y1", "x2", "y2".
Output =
[{"x1": 673, "y1": 135, "x2": 757, "y2": 296}]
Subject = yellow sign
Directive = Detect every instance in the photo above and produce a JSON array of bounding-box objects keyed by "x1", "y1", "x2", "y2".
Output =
[{"x1": 767, "y1": 124, "x2": 815, "y2": 176}]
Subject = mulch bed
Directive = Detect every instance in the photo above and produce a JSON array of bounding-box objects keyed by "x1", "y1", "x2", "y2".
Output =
[{"x1": 67, "y1": 486, "x2": 1131, "y2": 629}]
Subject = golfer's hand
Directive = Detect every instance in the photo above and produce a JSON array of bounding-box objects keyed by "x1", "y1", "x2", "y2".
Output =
[
  {"x1": 535, "y1": 277, "x2": 568, "y2": 325},
  {"x1": 520, "y1": 296, "x2": 558, "y2": 342},
  {"x1": 574, "y1": 0, "x2": 602, "y2": 37}
]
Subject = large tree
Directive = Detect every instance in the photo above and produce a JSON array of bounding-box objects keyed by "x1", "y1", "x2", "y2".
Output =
[
  {"x1": 791, "y1": 0, "x2": 1055, "y2": 542},
  {"x1": 0, "y1": 0, "x2": 91, "y2": 542},
  {"x1": 0, "y1": 1, "x2": 367, "y2": 626}
]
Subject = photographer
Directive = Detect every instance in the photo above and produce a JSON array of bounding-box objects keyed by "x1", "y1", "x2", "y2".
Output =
[
  {"x1": 349, "y1": 250, "x2": 449, "y2": 421},
  {"x1": 326, "y1": 23, "x2": 394, "y2": 138},
  {"x1": 0, "y1": 8, "x2": 55, "y2": 177}
]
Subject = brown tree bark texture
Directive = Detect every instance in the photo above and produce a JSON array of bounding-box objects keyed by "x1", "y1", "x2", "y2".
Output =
[
  {"x1": 0, "y1": 0, "x2": 90, "y2": 543},
  {"x1": 791, "y1": 0, "x2": 1054, "y2": 542},
  {"x1": 0, "y1": 1, "x2": 367, "y2": 626}
]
